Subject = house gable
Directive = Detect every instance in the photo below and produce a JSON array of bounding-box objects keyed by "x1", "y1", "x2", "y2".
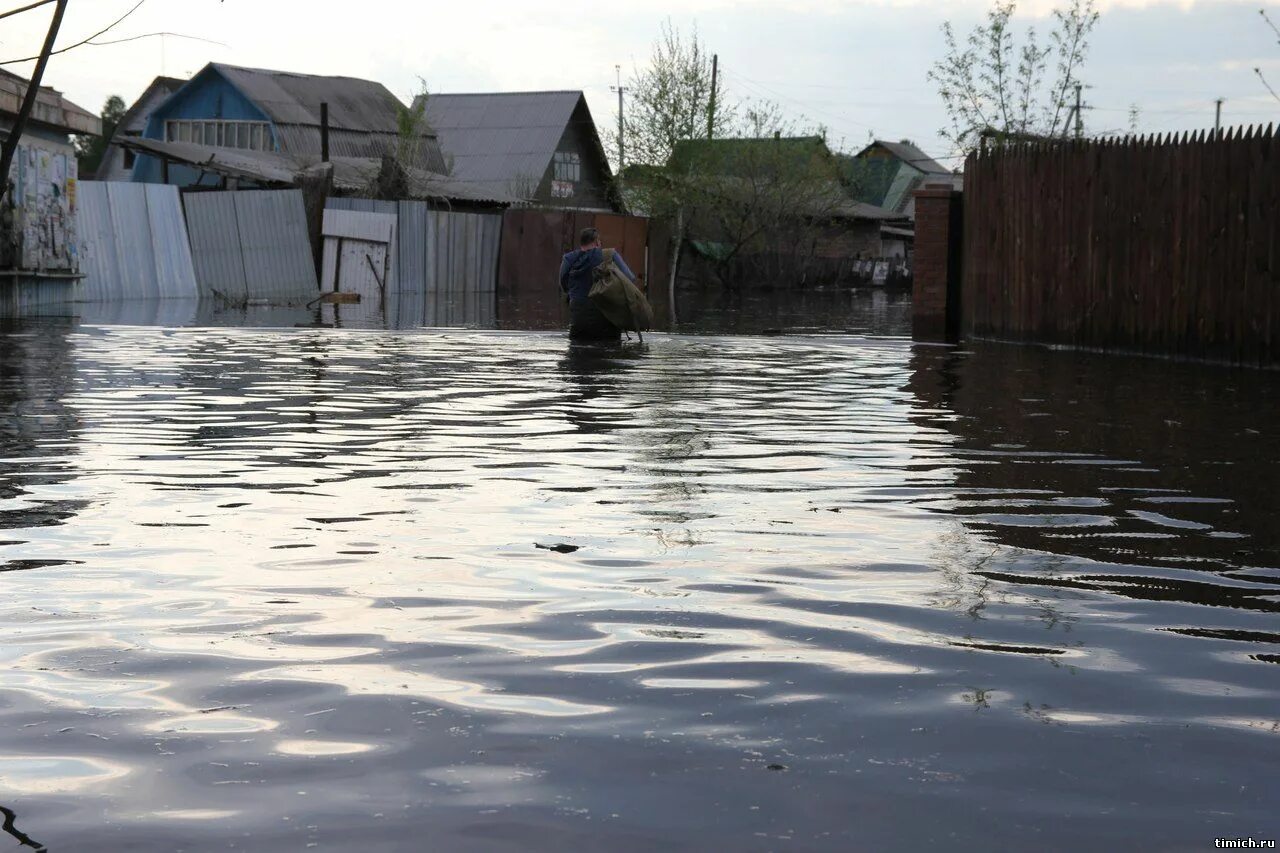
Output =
[
  {"x1": 536, "y1": 96, "x2": 614, "y2": 210},
  {"x1": 418, "y1": 90, "x2": 618, "y2": 210},
  {"x1": 99, "y1": 77, "x2": 184, "y2": 182},
  {"x1": 133, "y1": 67, "x2": 273, "y2": 185}
]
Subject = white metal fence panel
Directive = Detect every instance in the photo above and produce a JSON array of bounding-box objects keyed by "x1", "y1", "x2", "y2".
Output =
[
  {"x1": 76, "y1": 182, "x2": 198, "y2": 302},
  {"x1": 185, "y1": 190, "x2": 318, "y2": 304},
  {"x1": 76, "y1": 182, "x2": 119, "y2": 303},
  {"x1": 235, "y1": 191, "x2": 318, "y2": 302},
  {"x1": 183, "y1": 192, "x2": 247, "y2": 302},
  {"x1": 319, "y1": 209, "x2": 396, "y2": 295},
  {"x1": 145, "y1": 185, "x2": 199, "y2": 299},
  {"x1": 107, "y1": 182, "x2": 160, "y2": 300}
]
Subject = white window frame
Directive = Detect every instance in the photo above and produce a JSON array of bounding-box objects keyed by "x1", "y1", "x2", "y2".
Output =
[
  {"x1": 165, "y1": 119, "x2": 272, "y2": 151},
  {"x1": 553, "y1": 150, "x2": 581, "y2": 183}
]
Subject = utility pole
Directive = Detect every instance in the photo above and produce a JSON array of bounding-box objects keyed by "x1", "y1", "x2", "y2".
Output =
[
  {"x1": 1214, "y1": 98, "x2": 1224, "y2": 135},
  {"x1": 610, "y1": 66, "x2": 626, "y2": 173},
  {"x1": 0, "y1": 0, "x2": 69, "y2": 207},
  {"x1": 707, "y1": 54, "x2": 719, "y2": 140},
  {"x1": 1073, "y1": 83, "x2": 1084, "y2": 140}
]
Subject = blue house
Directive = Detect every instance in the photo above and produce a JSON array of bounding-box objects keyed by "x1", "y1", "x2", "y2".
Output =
[{"x1": 132, "y1": 62, "x2": 445, "y2": 188}]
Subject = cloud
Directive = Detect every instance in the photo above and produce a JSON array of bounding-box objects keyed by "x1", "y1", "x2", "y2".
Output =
[{"x1": 2, "y1": 0, "x2": 1274, "y2": 161}]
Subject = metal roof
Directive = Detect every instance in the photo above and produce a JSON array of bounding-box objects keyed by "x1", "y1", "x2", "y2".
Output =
[
  {"x1": 414, "y1": 91, "x2": 584, "y2": 198},
  {"x1": 0, "y1": 68, "x2": 99, "y2": 136},
  {"x1": 117, "y1": 136, "x2": 518, "y2": 205},
  {"x1": 857, "y1": 139, "x2": 953, "y2": 175},
  {"x1": 121, "y1": 136, "x2": 299, "y2": 183},
  {"x1": 117, "y1": 76, "x2": 186, "y2": 134},
  {"x1": 153, "y1": 64, "x2": 448, "y2": 172},
  {"x1": 210, "y1": 63, "x2": 405, "y2": 132}
]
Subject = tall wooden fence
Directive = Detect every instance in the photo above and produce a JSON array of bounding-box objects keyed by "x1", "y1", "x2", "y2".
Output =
[{"x1": 963, "y1": 127, "x2": 1279, "y2": 365}]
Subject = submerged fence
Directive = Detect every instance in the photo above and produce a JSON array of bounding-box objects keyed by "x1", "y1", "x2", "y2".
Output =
[
  {"x1": 77, "y1": 182, "x2": 199, "y2": 301},
  {"x1": 326, "y1": 199, "x2": 502, "y2": 326},
  {"x1": 183, "y1": 190, "x2": 318, "y2": 304},
  {"x1": 962, "y1": 126, "x2": 1279, "y2": 365}
]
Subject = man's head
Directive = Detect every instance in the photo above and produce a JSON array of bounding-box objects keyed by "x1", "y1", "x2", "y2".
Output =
[{"x1": 579, "y1": 227, "x2": 600, "y2": 249}]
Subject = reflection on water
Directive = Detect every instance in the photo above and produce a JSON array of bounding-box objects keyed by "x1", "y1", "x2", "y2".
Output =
[
  {"x1": 52, "y1": 285, "x2": 915, "y2": 337},
  {"x1": 0, "y1": 312, "x2": 1276, "y2": 850}
]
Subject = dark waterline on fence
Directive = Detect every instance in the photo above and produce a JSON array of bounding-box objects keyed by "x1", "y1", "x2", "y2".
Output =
[{"x1": 0, "y1": 296, "x2": 1277, "y2": 851}]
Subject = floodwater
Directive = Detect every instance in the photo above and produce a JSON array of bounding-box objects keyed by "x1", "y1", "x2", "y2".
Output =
[{"x1": 0, "y1": 292, "x2": 1277, "y2": 851}]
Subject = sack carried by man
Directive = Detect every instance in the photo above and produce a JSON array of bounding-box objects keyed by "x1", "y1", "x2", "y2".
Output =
[{"x1": 589, "y1": 249, "x2": 654, "y2": 333}]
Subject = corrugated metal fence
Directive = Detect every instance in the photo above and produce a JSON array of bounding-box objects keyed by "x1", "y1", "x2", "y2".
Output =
[
  {"x1": 183, "y1": 190, "x2": 318, "y2": 304},
  {"x1": 77, "y1": 182, "x2": 199, "y2": 301},
  {"x1": 963, "y1": 126, "x2": 1279, "y2": 365},
  {"x1": 326, "y1": 199, "x2": 501, "y2": 326}
]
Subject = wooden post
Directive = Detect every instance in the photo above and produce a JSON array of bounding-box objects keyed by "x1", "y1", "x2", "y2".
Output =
[
  {"x1": 707, "y1": 54, "x2": 719, "y2": 140},
  {"x1": 297, "y1": 163, "x2": 334, "y2": 282},
  {"x1": 667, "y1": 206, "x2": 683, "y2": 328},
  {"x1": 912, "y1": 183, "x2": 964, "y2": 342},
  {"x1": 320, "y1": 102, "x2": 330, "y2": 162}
]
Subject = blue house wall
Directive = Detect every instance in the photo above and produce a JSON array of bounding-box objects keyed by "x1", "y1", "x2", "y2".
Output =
[{"x1": 132, "y1": 68, "x2": 277, "y2": 187}]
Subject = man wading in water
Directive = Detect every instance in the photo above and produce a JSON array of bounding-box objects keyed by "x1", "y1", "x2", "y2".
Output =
[{"x1": 559, "y1": 227, "x2": 639, "y2": 341}]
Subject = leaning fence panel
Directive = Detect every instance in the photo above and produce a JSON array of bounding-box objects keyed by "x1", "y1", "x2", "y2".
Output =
[
  {"x1": 76, "y1": 182, "x2": 197, "y2": 302},
  {"x1": 184, "y1": 190, "x2": 317, "y2": 304},
  {"x1": 183, "y1": 192, "x2": 248, "y2": 302}
]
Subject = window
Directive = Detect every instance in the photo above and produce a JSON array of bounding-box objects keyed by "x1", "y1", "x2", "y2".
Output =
[
  {"x1": 165, "y1": 119, "x2": 272, "y2": 151},
  {"x1": 553, "y1": 151, "x2": 580, "y2": 182}
]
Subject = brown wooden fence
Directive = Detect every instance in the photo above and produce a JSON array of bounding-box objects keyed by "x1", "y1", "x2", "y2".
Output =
[
  {"x1": 496, "y1": 210, "x2": 672, "y2": 331},
  {"x1": 962, "y1": 126, "x2": 1279, "y2": 365}
]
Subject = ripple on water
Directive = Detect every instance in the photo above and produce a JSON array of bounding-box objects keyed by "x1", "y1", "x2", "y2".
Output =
[{"x1": 0, "y1": 323, "x2": 1276, "y2": 850}]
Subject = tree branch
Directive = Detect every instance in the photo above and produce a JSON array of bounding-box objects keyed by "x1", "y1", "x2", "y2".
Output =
[
  {"x1": 1256, "y1": 67, "x2": 1280, "y2": 104},
  {"x1": 0, "y1": 0, "x2": 56, "y2": 22}
]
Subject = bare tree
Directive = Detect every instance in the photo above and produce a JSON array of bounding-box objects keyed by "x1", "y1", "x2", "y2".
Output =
[
  {"x1": 929, "y1": 0, "x2": 1099, "y2": 152},
  {"x1": 1258, "y1": 9, "x2": 1280, "y2": 104},
  {"x1": 612, "y1": 19, "x2": 734, "y2": 171}
]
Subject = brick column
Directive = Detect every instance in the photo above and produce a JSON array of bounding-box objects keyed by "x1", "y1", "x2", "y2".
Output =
[{"x1": 912, "y1": 185, "x2": 963, "y2": 342}]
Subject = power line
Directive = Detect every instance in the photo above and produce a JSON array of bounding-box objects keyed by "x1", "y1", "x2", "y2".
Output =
[
  {"x1": 85, "y1": 31, "x2": 227, "y2": 49},
  {"x1": 0, "y1": 0, "x2": 146, "y2": 66},
  {"x1": 0, "y1": 0, "x2": 56, "y2": 22},
  {"x1": 719, "y1": 70, "x2": 964, "y2": 165}
]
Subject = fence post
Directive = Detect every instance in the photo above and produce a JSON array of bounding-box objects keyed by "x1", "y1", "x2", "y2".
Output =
[{"x1": 912, "y1": 183, "x2": 964, "y2": 342}]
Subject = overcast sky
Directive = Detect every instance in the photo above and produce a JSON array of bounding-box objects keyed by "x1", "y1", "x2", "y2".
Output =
[{"x1": 4, "y1": 0, "x2": 1279, "y2": 170}]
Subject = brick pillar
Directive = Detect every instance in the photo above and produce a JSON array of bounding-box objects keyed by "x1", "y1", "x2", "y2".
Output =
[{"x1": 912, "y1": 185, "x2": 963, "y2": 342}]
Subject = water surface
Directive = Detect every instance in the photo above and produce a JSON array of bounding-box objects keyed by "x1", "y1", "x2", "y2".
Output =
[{"x1": 0, "y1": 314, "x2": 1276, "y2": 851}]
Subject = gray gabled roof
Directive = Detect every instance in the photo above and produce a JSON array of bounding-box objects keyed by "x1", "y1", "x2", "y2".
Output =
[
  {"x1": 0, "y1": 68, "x2": 99, "y2": 135},
  {"x1": 116, "y1": 136, "x2": 519, "y2": 205},
  {"x1": 413, "y1": 91, "x2": 585, "y2": 197},
  {"x1": 211, "y1": 63, "x2": 404, "y2": 132},
  {"x1": 118, "y1": 76, "x2": 185, "y2": 134},
  {"x1": 858, "y1": 139, "x2": 952, "y2": 175},
  {"x1": 182, "y1": 63, "x2": 446, "y2": 171}
]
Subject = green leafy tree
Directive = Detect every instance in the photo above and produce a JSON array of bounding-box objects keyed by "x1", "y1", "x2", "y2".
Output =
[
  {"x1": 929, "y1": 0, "x2": 1099, "y2": 153},
  {"x1": 681, "y1": 105, "x2": 848, "y2": 284},
  {"x1": 74, "y1": 94, "x2": 125, "y2": 177}
]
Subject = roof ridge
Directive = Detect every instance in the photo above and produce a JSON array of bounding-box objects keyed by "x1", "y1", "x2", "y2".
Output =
[
  {"x1": 209, "y1": 62, "x2": 389, "y2": 87},
  {"x1": 424, "y1": 90, "x2": 584, "y2": 98}
]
